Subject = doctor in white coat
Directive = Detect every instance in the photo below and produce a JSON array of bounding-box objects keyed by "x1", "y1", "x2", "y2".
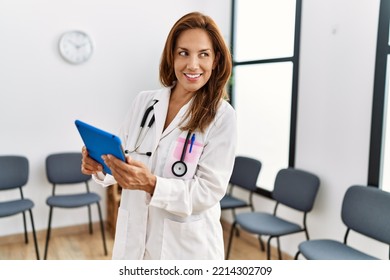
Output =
[{"x1": 81, "y1": 12, "x2": 237, "y2": 260}]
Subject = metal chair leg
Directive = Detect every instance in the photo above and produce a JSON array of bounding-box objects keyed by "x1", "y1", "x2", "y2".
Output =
[
  {"x1": 294, "y1": 250, "x2": 301, "y2": 260},
  {"x1": 258, "y1": 236, "x2": 265, "y2": 251},
  {"x1": 88, "y1": 205, "x2": 93, "y2": 234},
  {"x1": 277, "y1": 237, "x2": 282, "y2": 260},
  {"x1": 97, "y1": 202, "x2": 108, "y2": 255},
  {"x1": 225, "y1": 221, "x2": 237, "y2": 259},
  {"x1": 267, "y1": 237, "x2": 272, "y2": 260},
  {"x1": 22, "y1": 211, "x2": 28, "y2": 244},
  {"x1": 44, "y1": 207, "x2": 53, "y2": 260},
  {"x1": 232, "y1": 210, "x2": 240, "y2": 237},
  {"x1": 28, "y1": 209, "x2": 40, "y2": 260}
]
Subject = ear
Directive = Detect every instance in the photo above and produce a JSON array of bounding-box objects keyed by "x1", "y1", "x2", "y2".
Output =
[{"x1": 213, "y1": 52, "x2": 220, "y2": 70}]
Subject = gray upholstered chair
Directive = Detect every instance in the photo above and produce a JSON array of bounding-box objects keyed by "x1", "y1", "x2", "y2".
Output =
[
  {"x1": 221, "y1": 156, "x2": 262, "y2": 217},
  {"x1": 0, "y1": 155, "x2": 40, "y2": 259},
  {"x1": 226, "y1": 167, "x2": 320, "y2": 260},
  {"x1": 43, "y1": 152, "x2": 107, "y2": 259},
  {"x1": 221, "y1": 156, "x2": 263, "y2": 250},
  {"x1": 295, "y1": 185, "x2": 390, "y2": 260}
]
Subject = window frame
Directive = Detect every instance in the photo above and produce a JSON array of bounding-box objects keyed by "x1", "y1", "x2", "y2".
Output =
[
  {"x1": 229, "y1": 0, "x2": 302, "y2": 197},
  {"x1": 368, "y1": 0, "x2": 390, "y2": 188}
]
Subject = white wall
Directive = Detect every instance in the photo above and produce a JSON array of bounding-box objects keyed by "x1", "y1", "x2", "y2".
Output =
[
  {"x1": 0, "y1": 0, "x2": 231, "y2": 236},
  {"x1": 1, "y1": 0, "x2": 387, "y2": 260}
]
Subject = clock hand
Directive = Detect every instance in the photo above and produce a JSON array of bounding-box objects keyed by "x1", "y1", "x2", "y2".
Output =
[
  {"x1": 66, "y1": 38, "x2": 88, "y2": 49},
  {"x1": 75, "y1": 42, "x2": 88, "y2": 49}
]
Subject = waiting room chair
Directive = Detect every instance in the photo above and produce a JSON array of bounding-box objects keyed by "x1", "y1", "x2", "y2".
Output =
[
  {"x1": 0, "y1": 155, "x2": 40, "y2": 259},
  {"x1": 221, "y1": 156, "x2": 262, "y2": 217},
  {"x1": 43, "y1": 152, "x2": 107, "y2": 259},
  {"x1": 226, "y1": 167, "x2": 320, "y2": 260},
  {"x1": 220, "y1": 156, "x2": 263, "y2": 249},
  {"x1": 295, "y1": 185, "x2": 390, "y2": 260}
]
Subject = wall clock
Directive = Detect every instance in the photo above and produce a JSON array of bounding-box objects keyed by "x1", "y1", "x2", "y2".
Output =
[{"x1": 58, "y1": 30, "x2": 93, "y2": 64}]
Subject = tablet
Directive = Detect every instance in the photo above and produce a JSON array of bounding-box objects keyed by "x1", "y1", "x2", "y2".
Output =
[{"x1": 75, "y1": 119, "x2": 125, "y2": 175}]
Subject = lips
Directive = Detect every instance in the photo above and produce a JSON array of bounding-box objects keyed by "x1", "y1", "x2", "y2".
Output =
[{"x1": 184, "y1": 73, "x2": 202, "y2": 79}]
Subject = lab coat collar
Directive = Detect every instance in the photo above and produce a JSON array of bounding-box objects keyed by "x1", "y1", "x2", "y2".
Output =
[{"x1": 152, "y1": 88, "x2": 170, "y2": 143}]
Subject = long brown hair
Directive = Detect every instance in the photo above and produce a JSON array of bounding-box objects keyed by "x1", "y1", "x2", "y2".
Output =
[{"x1": 159, "y1": 12, "x2": 232, "y2": 133}]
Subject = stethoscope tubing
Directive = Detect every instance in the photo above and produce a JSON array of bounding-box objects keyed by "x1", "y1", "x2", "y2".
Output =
[
  {"x1": 129, "y1": 101, "x2": 158, "y2": 154},
  {"x1": 180, "y1": 131, "x2": 192, "y2": 162},
  {"x1": 129, "y1": 99, "x2": 193, "y2": 177}
]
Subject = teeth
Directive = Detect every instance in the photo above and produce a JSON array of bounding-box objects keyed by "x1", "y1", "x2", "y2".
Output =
[{"x1": 185, "y1": 73, "x2": 201, "y2": 78}]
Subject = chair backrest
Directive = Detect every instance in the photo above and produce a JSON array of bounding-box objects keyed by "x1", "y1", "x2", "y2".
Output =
[
  {"x1": 229, "y1": 156, "x2": 261, "y2": 192},
  {"x1": 342, "y1": 185, "x2": 390, "y2": 245},
  {"x1": 272, "y1": 168, "x2": 320, "y2": 212},
  {"x1": 46, "y1": 152, "x2": 91, "y2": 185},
  {"x1": 0, "y1": 155, "x2": 28, "y2": 191}
]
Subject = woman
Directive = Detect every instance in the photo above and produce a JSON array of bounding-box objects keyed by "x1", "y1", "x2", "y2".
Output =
[{"x1": 81, "y1": 12, "x2": 237, "y2": 259}]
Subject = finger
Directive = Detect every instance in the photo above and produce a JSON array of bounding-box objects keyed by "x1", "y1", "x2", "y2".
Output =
[
  {"x1": 82, "y1": 146, "x2": 90, "y2": 158},
  {"x1": 82, "y1": 152, "x2": 103, "y2": 174},
  {"x1": 81, "y1": 160, "x2": 98, "y2": 175},
  {"x1": 111, "y1": 168, "x2": 128, "y2": 187},
  {"x1": 107, "y1": 162, "x2": 130, "y2": 188},
  {"x1": 104, "y1": 155, "x2": 136, "y2": 187},
  {"x1": 82, "y1": 160, "x2": 102, "y2": 174},
  {"x1": 125, "y1": 156, "x2": 145, "y2": 169},
  {"x1": 81, "y1": 166, "x2": 95, "y2": 175},
  {"x1": 83, "y1": 161, "x2": 102, "y2": 174},
  {"x1": 103, "y1": 155, "x2": 126, "y2": 176}
]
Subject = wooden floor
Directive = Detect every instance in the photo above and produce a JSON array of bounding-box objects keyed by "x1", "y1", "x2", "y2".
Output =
[{"x1": 0, "y1": 220, "x2": 292, "y2": 260}]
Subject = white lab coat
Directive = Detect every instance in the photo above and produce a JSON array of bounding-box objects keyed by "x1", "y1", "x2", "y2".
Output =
[{"x1": 94, "y1": 87, "x2": 237, "y2": 259}]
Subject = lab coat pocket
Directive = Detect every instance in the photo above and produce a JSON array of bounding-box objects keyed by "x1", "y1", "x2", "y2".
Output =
[
  {"x1": 161, "y1": 218, "x2": 208, "y2": 259},
  {"x1": 163, "y1": 135, "x2": 203, "y2": 179}
]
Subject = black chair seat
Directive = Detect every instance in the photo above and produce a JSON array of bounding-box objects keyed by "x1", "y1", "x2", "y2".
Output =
[
  {"x1": 0, "y1": 199, "x2": 34, "y2": 217},
  {"x1": 298, "y1": 239, "x2": 378, "y2": 260},
  {"x1": 220, "y1": 195, "x2": 248, "y2": 209},
  {"x1": 46, "y1": 193, "x2": 101, "y2": 208},
  {"x1": 236, "y1": 212, "x2": 303, "y2": 236}
]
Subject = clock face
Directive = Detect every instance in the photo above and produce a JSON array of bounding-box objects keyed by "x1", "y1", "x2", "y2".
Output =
[{"x1": 58, "y1": 31, "x2": 93, "y2": 64}]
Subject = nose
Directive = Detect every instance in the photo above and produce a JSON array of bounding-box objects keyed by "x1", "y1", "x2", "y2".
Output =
[{"x1": 187, "y1": 55, "x2": 199, "y2": 71}]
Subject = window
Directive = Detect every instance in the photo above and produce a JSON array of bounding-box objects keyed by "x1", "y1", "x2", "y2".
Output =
[
  {"x1": 368, "y1": 0, "x2": 390, "y2": 192},
  {"x1": 231, "y1": 0, "x2": 301, "y2": 194}
]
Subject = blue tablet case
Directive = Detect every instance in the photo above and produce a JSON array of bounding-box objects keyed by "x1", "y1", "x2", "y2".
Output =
[{"x1": 75, "y1": 119, "x2": 125, "y2": 175}]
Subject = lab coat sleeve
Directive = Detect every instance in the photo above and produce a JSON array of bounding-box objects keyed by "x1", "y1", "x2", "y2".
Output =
[
  {"x1": 149, "y1": 104, "x2": 237, "y2": 218},
  {"x1": 92, "y1": 172, "x2": 117, "y2": 187}
]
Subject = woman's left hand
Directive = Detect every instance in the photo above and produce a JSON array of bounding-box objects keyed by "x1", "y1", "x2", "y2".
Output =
[{"x1": 102, "y1": 154, "x2": 156, "y2": 195}]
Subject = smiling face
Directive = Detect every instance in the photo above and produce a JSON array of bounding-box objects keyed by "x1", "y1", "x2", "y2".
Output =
[{"x1": 173, "y1": 28, "x2": 217, "y2": 96}]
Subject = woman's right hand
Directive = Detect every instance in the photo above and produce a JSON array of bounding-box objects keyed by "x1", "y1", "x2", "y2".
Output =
[{"x1": 81, "y1": 146, "x2": 104, "y2": 175}]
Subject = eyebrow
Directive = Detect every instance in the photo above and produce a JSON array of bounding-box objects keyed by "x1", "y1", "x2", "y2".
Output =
[{"x1": 177, "y1": 47, "x2": 212, "y2": 52}]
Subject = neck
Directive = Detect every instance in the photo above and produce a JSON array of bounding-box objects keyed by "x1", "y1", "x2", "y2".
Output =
[
  {"x1": 170, "y1": 87, "x2": 195, "y2": 107},
  {"x1": 163, "y1": 87, "x2": 194, "y2": 131}
]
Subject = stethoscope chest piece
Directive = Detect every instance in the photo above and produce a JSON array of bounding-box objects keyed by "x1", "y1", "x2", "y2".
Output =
[
  {"x1": 171, "y1": 131, "x2": 193, "y2": 177},
  {"x1": 172, "y1": 161, "x2": 187, "y2": 177}
]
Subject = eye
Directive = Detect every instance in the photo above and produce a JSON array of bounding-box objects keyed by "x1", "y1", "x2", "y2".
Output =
[
  {"x1": 178, "y1": 51, "x2": 188, "y2": 56},
  {"x1": 200, "y1": 52, "x2": 209, "y2": 57}
]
